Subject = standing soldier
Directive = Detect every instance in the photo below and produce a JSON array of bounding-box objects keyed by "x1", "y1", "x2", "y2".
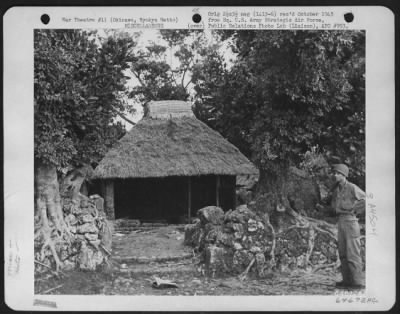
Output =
[{"x1": 330, "y1": 164, "x2": 366, "y2": 289}]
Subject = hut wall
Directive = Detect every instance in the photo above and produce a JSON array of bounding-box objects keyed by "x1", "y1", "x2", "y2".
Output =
[
  {"x1": 112, "y1": 175, "x2": 236, "y2": 223},
  {"x1": 103, "y1": 180, "x2": 115, "y2": 219},
  {"x1": 219, "y1": 175, "x2": 236, "y2": 211},
  {"x1": 191, "y1": 176, "x2": 217, "y2": 212}
]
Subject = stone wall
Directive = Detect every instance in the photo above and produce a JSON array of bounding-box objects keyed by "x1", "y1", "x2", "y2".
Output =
[
  {"x1": 185, "y1": 205, "x2": 364, "y2": 278},
  {"x1": 61, "y1": 194, "x2": 113, "y2": 270}
]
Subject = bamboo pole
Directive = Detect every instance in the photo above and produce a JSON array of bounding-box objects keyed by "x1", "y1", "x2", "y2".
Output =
[{"x1": 188, "y1": 177, "x2": 192, "y2": 222}]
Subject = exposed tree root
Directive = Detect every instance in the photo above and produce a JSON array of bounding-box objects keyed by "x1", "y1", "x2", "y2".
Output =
[
  {"x1": 267, "y1": 203, "x2": 338, "y2": 272},
  {"x1": 37, "y1": 227, "x2": 63, "y2": 271},
  {"x1": 35, "y1": 163, "x2": 72, "y2": 273},
  {"x1": 263, "y1": 214, "x2": 277, "y2": 266},
  {"x1": 304, "y1": 227, "x2": 315, "y2": 267},
  {"x1": 99, "y1": 243, "x2": 112, "y2": 256},
  {"x1": 312, "y1": 262, "x2": 340, "y2": 273},
  {"x1": 40, "y1": 284, "x2": 64, "y2": 295},
  {"x1": 34, "y1": 260, "x2": 66, "y2": 277},
  {"x1": 239, "y1": 258, "x2": 256, "y2": 281},
  {"x1": 35, "y1": 163, "x2": 108, "y2": 275}
]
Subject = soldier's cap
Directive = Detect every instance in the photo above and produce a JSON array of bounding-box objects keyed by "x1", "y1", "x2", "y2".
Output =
[{"x1": 332, "y1": 164, "x2": 349, "y2": 177}]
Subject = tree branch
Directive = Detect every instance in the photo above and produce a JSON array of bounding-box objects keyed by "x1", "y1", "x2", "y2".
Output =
[
  {"x1": 112, "y1": 108, "x2": 136, "y2": 126},
  {"x1": 239, "y1": 257, "x2": 256, "y2": 281},
  {"x1": 181, "y1": 57, "x2": 194, "y2": 88},
  {"x1": 132, "y1": 70, "x2": 156, "y2": 100},
  {"x1": 41, "y1": 284, "x2": 64, "y2": 295}
]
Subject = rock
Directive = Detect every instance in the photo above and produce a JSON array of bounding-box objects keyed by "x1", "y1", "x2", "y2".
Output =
[
  {"x1": 76, "y1": 234, "x2": 86, "y2": 241},
  {"x1": 198, "y1": 206, "x2": 224, "y2": 225},
  {"x1": 255, "y1": 252, "x2": 266, "y2": 276},
  {"x1": 80, "y1": 197, "x2": 90, "y2": 208},
  {"x1": 65, "y1": 214, "x2": 78, "y2": 226},
  {"x1": 216, "y1": 232, "x2": 233, "y2": 247},
  {"x1": 223, "y1": 221, "x2": 234, "y2": 232},
  {"x1": 184, "y1": 222, "x2": 203, "y2": 248},
  {"x1": 232, "y1": 223, "x2": 244, "y2": 240},
  {"x1": 77, "y1": 242, "x2": 104, "y2": 271},
  {"x1": 63, "y1": 203, "x2": 72, "y2": 214},
  {"x1": 204, "y1": 224, "x2": 223, "y2": 244},
  {"x1": 63, "y1": 260, "x2": 76, "y2": 271},
  {"x1": 98, "y1": 219, "x2": 113, "y2": 252},
  {"x1": 77, "y1": 223, "x2": 98, "y2": 234},
  {"x1": 85, "y1": 233, "x2": 98, "y2": 241},
  {"x1": 204, "y1": 245, "x2": 233, "y2": 275},
  {"x1": 242, "y1": 235, "x2": 254, "y2": 250},
  {"x1": 277, "y1": 252, "x2": 290, "y2": 273},
  {"x1": 250, "y1": 246, "x2": 262, "y2": 254},
  {"x1": 232, "y1": 250, "x2": 253, "y2": 273},
  {"x1": 225, "y1": 205, "x2": 255, "y2": 224},
  {"x1": 185, "y1": 204, "x2": 359, "y2": 278},
  {"x1": 61, "y1": 192, "x2": 112, "y2": 272},
  {"x1": 296, "y1": 253, "x2": 307, "y2": 268},
  {"x1": 233, "y1": 242, "x2": 243, "y2": 251},
  {"x1": 71, "y1": 203, "x2": 82, "y2": 215},
  {"x1": 89, "y1": 240, "x2": 101, "y2": 247},
  {"x1": 236, "y1": 204, "x2": 250, "y2": 213},
  {"x1": 80, "y1": 214, "x2": 95, "y2": 223},
  {"x1": 247, "y1": 219, "x2": 258, "y2": 232}
]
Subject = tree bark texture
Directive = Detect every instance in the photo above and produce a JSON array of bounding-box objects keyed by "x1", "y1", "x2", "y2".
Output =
[
  {"x1": 35, "y1": 163, "x2": 111, "y2": 273},
  {"x1": 35, "y1": 162, "x2": 70, "y2": 270}
]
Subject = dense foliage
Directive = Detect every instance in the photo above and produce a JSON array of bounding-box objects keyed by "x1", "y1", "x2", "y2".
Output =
[
  {"x1": 192, "y1": 30, "x2": 365, "y2": 186},
  {"x1": 34, "y1": 29, "x2": 136, "y2": 169},
  {"x1": 34, "y1": 28, "x2": 365, "y2": 191}
]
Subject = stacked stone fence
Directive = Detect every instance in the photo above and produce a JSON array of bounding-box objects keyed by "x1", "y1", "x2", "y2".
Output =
[
  {"x1": 185, "y1": 205, "x2": 365, "y2": 278},
  {"x1": 61, "y1": 194, "x2": 112, "y2": 271}
]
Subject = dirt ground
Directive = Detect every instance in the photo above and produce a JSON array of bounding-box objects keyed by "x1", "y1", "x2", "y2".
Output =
[
  {"x1": 112, "y1": 225, "x2": 192, "y2": 262},
  {"x1": 35, "y1": 225, "x2": 357, "y2": 296},
  {"x1": 35, "y1": 267, "x2": 341, "y2": 295}
]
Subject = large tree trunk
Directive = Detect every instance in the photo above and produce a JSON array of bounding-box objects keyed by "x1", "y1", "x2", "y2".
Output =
[
  {"x1": 255, "y1": 168, "x2": 316, "y2": 229},
  {"x1": 35, "y1": 162, "x2": 110, "y2": 274},
  {"x1": 255, "y1": 168, "x2": 290, "y2": 213},
  {"x1": 34, "y1": 162, "x2": 70, "y2": 271}
]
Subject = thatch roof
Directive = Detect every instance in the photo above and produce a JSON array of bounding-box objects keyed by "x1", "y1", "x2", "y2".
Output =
[{"x1": 93, "y1": 101, "x2": 258, "y2": 179}]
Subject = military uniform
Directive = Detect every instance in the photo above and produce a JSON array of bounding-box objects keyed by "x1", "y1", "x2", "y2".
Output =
[{"x1": 331, "y1": 164, "x2": 365, "y2": 288}]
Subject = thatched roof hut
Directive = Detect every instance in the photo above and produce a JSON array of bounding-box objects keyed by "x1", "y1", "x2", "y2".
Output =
[{"x1": 92, "y1": 100, "x2": 258, "y2": 222}]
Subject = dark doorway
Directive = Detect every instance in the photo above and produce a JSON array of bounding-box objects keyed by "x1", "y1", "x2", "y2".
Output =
[
  {"x1": 114, "y1": 177, "x2": 188, "y2": 222},
  {"x1": 96, "y1": 175, "x2": 236, "y2": 223}
]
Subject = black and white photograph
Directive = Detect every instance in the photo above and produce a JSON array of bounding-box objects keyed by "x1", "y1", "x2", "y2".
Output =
[{"x1": 3, "y1": 6, "x2": 395, "y2": 311}]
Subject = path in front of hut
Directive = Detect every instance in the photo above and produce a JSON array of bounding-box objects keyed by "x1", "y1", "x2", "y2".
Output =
[
  {"x1": 111, "y1": 224, "x2": 196, "y2": 275},
  {"x1": 106, "y1": 225, "x2": 342, "y2": 295},
  {"x1": 36, "y1": 224, "x2": 349, "y2": 296}
]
